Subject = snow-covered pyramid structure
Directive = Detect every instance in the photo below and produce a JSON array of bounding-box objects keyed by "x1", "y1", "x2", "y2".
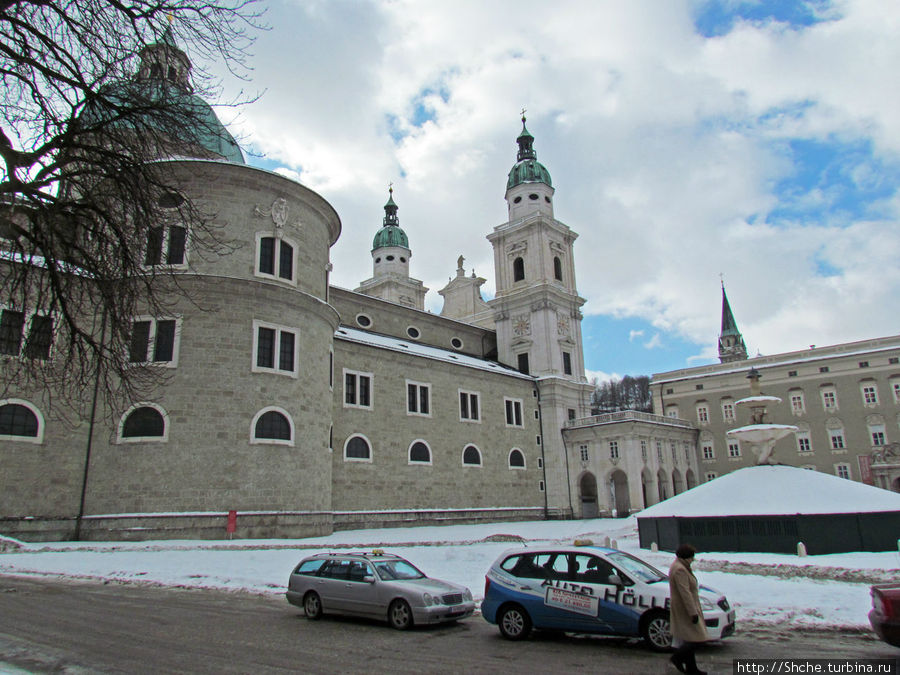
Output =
[{"x1": 637, "y1": 465, "x2": 900, "y2": 554}]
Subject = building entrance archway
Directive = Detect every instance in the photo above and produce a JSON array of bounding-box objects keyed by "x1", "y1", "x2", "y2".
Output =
[
  {"x1": 579, "y1": 472, "x2": 599, "y2": 518},
  {"x1": 610, "y1": 469, "x2": 631, "y2": 517}
]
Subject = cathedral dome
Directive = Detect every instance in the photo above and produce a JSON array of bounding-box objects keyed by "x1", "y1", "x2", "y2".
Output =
[
  {"x1": 372, "y1": 189, "x2": 409, "y2": 250},
  {"x1": 79, "y1": 30, "x2": 244, "y2": 164},
  {"x1": 506, "y1": 119, "x2": 552, "y2": 190}
]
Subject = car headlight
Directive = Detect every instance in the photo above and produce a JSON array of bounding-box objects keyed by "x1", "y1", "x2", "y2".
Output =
[
  {"x1": 464, "y1": 588, "x2": 473, "y2": 602},
  {"x1": 699, "y1": 596, "x2": 714, "y2": 610},
  {"x1": 423, "y1": 593, "x2": 434, "y2": 606}
]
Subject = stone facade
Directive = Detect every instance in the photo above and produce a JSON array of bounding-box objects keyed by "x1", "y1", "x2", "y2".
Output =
[{"x1": 651, "y1": 336, "x2": 900, "y2": 486}]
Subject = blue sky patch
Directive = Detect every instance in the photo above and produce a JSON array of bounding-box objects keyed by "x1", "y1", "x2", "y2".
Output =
[
  {"x1": 693, "y1": 0, "x2": 835, "y2": 37},
  {"x1": 582, "y1": 314, "x2": 714, "y2": 378},
  {"x1": 768, "y1": 137, "x2": 900, "y2": 224}
]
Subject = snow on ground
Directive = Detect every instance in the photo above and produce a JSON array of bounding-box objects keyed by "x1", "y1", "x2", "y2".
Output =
[{"x1": 1, "y1": 517, "x2": 896, "y2": 632}]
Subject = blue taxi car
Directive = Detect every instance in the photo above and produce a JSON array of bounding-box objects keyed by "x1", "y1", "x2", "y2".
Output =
[{"x1": 482, "y1": 544, "x2": 735, "y2": 650}]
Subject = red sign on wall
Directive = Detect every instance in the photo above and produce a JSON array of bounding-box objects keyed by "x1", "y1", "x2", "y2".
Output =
[{"x1": 226, "y1": 510, "x2": 237, "y2": 534}]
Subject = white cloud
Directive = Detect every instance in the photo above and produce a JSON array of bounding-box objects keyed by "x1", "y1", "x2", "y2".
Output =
[
  {"x1": 628, "y1": 329, "x2": 644, "y2": 342},
  {"x1": 210, "y1": 0, "x2": 900, "y2": 371}
]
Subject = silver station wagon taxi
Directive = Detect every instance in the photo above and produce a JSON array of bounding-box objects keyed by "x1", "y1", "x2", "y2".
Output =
[
  {"x1": 482, "y1": 543, "x2": 735, "y2": 650},
  {"x1": 286, "y1": 551, "x2": 475, "y2": 630}
]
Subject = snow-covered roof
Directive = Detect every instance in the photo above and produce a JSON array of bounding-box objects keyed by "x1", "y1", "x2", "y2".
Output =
[
  {"x1": 637, "y1": 465, "x2": 900, "y2": 517},
  {"x1": 334, "y1": 326, "x2": 532, "y2": 379}
]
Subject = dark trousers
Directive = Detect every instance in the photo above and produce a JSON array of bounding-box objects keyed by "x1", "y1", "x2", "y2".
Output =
[{"x1": 671, "y1": 640, "x2": 703, "y2": 674}]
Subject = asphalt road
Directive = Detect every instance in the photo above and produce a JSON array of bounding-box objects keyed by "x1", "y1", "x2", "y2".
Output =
[{"x1": 0, "y1": 575, "x2": 897, "y2": 674}]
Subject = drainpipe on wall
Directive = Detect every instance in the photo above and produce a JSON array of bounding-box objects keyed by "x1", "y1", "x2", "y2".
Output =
[
  {"x1": 535, "y1": 381, "x2": 548, "y2": 517},
  {"x1": 74, "y1": 307, "x2": 106, "y2": 542}
]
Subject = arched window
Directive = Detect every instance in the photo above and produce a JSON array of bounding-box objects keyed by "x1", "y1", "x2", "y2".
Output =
[
  {"x1": 251, "y1": 407, "x2": 294, "y2": 445},
  {"x1": 508, "y1": 448, "x2": 526, "y2": 469},
  {"x1": 344, "y1": 434, "x2": 372, "y2": 462},
  {"x1": 462, "y1": 444, "x2": 482, "y2": 466},
  {"x1": 120, "y1": 404, "x2": 167, "y2": 442},
  {"x1": 0, "y1": 400, "x2": 42, "y2": 442},
  {"x1": 513, "y1": 257, "x2": 525, "y2": 282},
  {"x1": 553, "y1": 256, "x2": 563, "y2": 281},
  {"x1": 408, "y1": 440, "x2": 431, "y2": 464}
]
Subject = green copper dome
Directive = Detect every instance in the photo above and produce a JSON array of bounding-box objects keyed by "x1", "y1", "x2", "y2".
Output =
[
  {"x1": 372, "y1": 189, "x2": 409, "y2": 249},
  {"x1": 79, "y1": 32, "x2": 244, "y2": 164},
  {"x1": 506, "y1": 117, "x2": 552, "y2": 190}
]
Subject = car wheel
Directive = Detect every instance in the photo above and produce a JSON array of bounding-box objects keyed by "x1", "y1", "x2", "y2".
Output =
[
  {"x1": 641, "y1": 610, "x2": 672, "y2": 651},
  {"x1": 388, "y1": 599, "x2": 413, "y2": 630},
  {"x1": 303, "y1": 591, "x2": 323, "y2": 620},
  {"x1": 498, "y1": 604, "x2": 532, "y2": 641}
]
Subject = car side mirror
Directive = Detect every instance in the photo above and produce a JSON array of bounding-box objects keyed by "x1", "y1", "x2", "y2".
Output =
[
  {"x1": 363, "y1": 575, "x2": 376, "y2": 584},
  {"x1": 607, "y1": 574, "x2": 624, "y2": 587}
]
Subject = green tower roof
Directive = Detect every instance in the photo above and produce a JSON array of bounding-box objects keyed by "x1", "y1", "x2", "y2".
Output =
[
  {"x1": 506, "y1": 116, "x2": 552, "y2": 190},
  {"x1": 372, "y1": 188, "x2": 409, "y2": 249}
]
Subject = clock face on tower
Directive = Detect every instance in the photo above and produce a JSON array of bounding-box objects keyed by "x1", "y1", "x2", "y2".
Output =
[
  {"x1": 557, "y1": 313, "x2": 570, "y2": 335},
  {"x1": 513, "y1": 314, "x2": 531, "y2": 337}
]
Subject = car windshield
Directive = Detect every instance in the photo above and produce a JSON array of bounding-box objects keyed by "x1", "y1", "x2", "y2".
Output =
[
  {"x1": 607, "y1": 551, "x2": 666, "y2": 584},
  {"x1": 372, "y1": 559, "x2": 426, "y2": 581}
]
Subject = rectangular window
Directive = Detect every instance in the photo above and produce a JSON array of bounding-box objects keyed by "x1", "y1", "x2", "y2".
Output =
[
  {"x1": 790, "y1": 393, "x2": 805, "y2": 414},
  {"x1": 562, "y1": 351, "x2": 572, "y2": 375},
  {"x1": 579, "y1": 444, "x2": 589, "y2": 462},
  {"x1": 145, "y1": 224, "x2": 186, "y2": 266},
  {"x1": 728, "y1": 442, "x2": 741, "y2": 458},
  {"x1": 253, "y1": 320, "x2": 297, "y2": 376},
  {"x1": 835, "y1": 464, "x2": 850, "y2": 480},
  {"x1": 797, "y1": 435, "x2": 811, "y2": 453},
  {"x1": 129, "y1": 316, "x2": 179, "y2": 366},
  {"x1": 609, "y1": 441, "x2": 619, "y2": 460},
  {"x1": 640, "y1": 440, "x2": 648, "y2": 460},
  {"x1": 870, "y1": 426, "x2": 886, "y2": 446},
  {"x1": 344, "y1": 370, "x2": 373, "y2": 409},
  {"x1": 505, "y1": 398, "x2": 524, "y2": 427},
  {"x1": 406, "y1": 381, "x2": 431, "y2": 416},
  {"x1": 656, "y1": 441, "x2": 663, "y2": 462},
  {"x1": 257, "y1": 235, "x2": 294, "y2": 282},
  {"x1": 671, "y1": 442, "x2": 677, "y2": 461},
  {"x1": 893, "y1": 382, "x2": 900, "y2": 403},
  {"x1": 862, "y1": 385, "x2": 879, "y2": 405},
  {"x1": 517, "y1": 353, "x2": 529, "y2": 375},
  {"x1": 666, "y1": 407, "x2": 679, "y2": 419},
  {"x1": 568, "y1": 408, "x2": 576, "y2": 421},
  {"x1": 821, "y1": 390, "x2": 837, "y2": 410},
  {"x1": 1, "y1": 309, "x2": 54, "y2": 360},
  {"x1": 697, "y1": 406, "x2": 709, "y2": 423},
  {"x1": 859, "y1": 361, "x2": 869, "y2": 368},
  {"x1": 819, "y1": 366, "x2": 830, "y2": 373},
  {"x1": 702, "y1": 444, "x2": 714, "y2": 460},
  {"x1": 788, "y1": 370, "x2": 798, "y2": 377},
  {"x1": 722, "y1": 402, "x2": 735, "y2": 422},
  {"x1": 830, "y1": 431, "x2": 845, "y2": 450},
  {"x1": 459, "y1": 390, "x2": 480, "y2": 422},
  {"x1": 705, "y1": 472, "x2": 718, "y2": 482}
]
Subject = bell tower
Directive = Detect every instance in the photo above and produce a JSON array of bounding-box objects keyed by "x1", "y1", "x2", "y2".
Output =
[
  {"x1": 718, "y1": 282, "x2": 748, "y2": 363},
  {"x1": 487, "y1": 116, "x2": 592, "y2": 518},
  {"x1": 355, "y1": 188, "x2": 428, "y2": 310}
]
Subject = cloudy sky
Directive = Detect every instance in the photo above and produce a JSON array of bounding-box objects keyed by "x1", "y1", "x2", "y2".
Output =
[{"x1": 212, "y1": 0, "x2": 900, "y2": 381}]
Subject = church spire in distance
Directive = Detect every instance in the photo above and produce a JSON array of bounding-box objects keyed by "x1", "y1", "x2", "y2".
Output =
[{"x1": 718, "y1": 280, "x2": 748, "y2": 363}]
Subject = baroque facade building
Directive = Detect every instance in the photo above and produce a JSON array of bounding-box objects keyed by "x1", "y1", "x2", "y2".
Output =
[
  {"x1": 650, "y1": 287, "x2": 900, "y2": 494},
  {"x1": 1, "y1": 37, "x2": 674, "y2": 540}
]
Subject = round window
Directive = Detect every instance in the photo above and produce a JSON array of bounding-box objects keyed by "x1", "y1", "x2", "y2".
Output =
[
  {"x1": 450, "y1": 337, "x2": 463, "y2": 350},
  {"x1": 529, "y1": 193, "x2": 539, "y2": 200},
  {"x1": 386, "y1": 255, "x2": 395, "y2": 261},
  {"x1": 514, "y1": 196, "x2": 522, "y2": 204},
  {"x1": 545, "y1": 196, "x2": 551, "y2": 203},
  {"x1": 356, "y1": 314, "x2": 372, "y2": 328},
  {"x1": 158, "y1": 191, "x2": 185, "y2": 208},
  {"x1": 375, "y1": 257, "x2": 381, "y2": 263},
  {"x1": 400, "y1": 257, "x2": 407, "y2": 263},
  {"x1": 407, "y1": 326, "x2": 420, "y2": 340}
]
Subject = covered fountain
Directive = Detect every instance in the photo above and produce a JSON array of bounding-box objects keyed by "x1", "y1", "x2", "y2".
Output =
[{"x1": 638, "y1": 369, "x2": 900, "y2": 554}]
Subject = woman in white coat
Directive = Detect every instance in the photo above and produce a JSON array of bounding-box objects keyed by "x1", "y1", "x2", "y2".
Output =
[{"x1": 668, "y1": 544, "x2": 708, "y2": 674}]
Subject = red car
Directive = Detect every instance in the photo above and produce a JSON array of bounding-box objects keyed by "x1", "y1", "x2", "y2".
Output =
[{"x1": 869, "y1": 584, "x2": 900, "y2": 647}]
